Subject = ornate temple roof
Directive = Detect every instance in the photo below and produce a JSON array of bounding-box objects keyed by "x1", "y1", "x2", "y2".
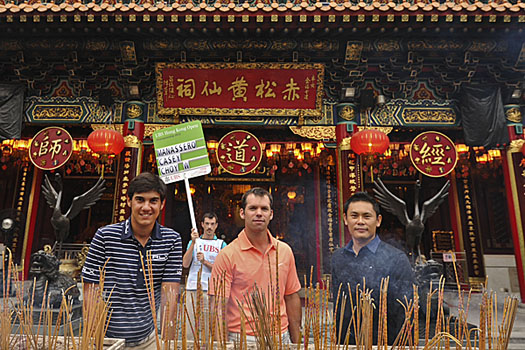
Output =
[
  {"x1": 0, "y1": 0, "x2": 522, "y2": 106},
  {"x1": 0, "y1": 0, "x2": 523, "y2": 18}
]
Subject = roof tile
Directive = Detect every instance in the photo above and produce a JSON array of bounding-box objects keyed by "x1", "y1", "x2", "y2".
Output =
[{"x1": 0, "y1": 0, "x2": 521, "y2": 17}]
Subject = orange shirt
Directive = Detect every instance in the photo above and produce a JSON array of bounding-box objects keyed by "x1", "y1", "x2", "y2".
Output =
[{"x1": 208, "y1": 229, "x2": 301, "y2": 335}]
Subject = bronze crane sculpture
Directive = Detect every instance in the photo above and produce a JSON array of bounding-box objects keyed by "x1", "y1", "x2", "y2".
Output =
[
  {"x1": 41, "y1": 173, "x2": 105, "y2": 255},
  {"x1": 373, "y1": 178, "x2": 450, "y2": 262}
]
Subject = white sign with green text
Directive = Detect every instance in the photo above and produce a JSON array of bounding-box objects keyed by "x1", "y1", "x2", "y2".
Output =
[
  {"x1": 153, "y1": 121, "x2": 211, "y2": 230},
  {"x1": 152, "y1": 121, "x2": 211, "y2": 184}
]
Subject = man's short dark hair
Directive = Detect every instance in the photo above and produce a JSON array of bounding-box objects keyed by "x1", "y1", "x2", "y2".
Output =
[
  {"x1": 127, "y1": 172, "x2": 167, "y2": 201},
  {"x1": 202, "y1": 212, "x2": 218, "y2": 223},
  {"x1": 343, "y1": 192, "x2": 381, "y2": 217},
  {"x1": 241, "y1": 187, "x2": 273, "y2": 209}
]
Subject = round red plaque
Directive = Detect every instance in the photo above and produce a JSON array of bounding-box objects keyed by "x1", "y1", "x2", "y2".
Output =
[
  {"x1": 217, "y1": 130, "x2": 262, "y2": 175},
  {"x1": 409, "y1": 131, "x2": 458, "y2": 178},
  {"x1": 29, "y1": 127, "x2": 73, "y2": 170}
]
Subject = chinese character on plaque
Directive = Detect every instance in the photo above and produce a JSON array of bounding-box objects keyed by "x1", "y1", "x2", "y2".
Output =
[
  {"x1": 409, "y1": 131, "x2": 458, "y2": 177},
  {"x1": 29, "y1": 127, "x2": 73, "y2": 170},
  {"x1": 217, "y1": 130, "x2": 262, "y2": 175}
]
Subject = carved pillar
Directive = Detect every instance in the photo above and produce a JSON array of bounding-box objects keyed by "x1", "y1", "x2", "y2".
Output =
[
  {"x1": 112, "y1": 101, "x2": 146, "y2": 223},
  {"x1": 22, "y1": 166, "x2": 42, "y2": 277},
  {"x1": 502, "y1": 103, "x2": 525, "y2": 301},
  {"x1": 454, "y1": 165, "x2": 486, "y2": 288},
  {"x1": 335, "y1": 121, "x2": 362, "y2": 246},
  {"x1": 5, "y1": 162, "x2": 28, "y2": 265}
]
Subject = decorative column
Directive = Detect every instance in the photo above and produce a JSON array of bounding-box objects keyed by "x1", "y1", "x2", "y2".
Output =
[
  {"x1": 335, "y1": 116, "x2": 362, "y2": 247},
  {"x1": 22, "y1": 167, "x2": 42, "y2": 277},
  {"x1": 12, "y1": 163, "x2": 30, "y2": 264},
  {"x1": 502, "y1": 103, "x2": 525, "y2": 302},
  {"x1": 454, "y1": 165, "x2": 486, "y2": 288},
  {"x1": 112, "y1": 101, "x2": 146, "y2": 223},
  {"x1": 0, "y1": 141, "x2": 35, "y2": 267}
]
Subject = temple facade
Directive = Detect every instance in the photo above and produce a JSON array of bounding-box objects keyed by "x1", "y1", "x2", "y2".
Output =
[{"x1": 0, "y1": 0, "x2": 524, "y2": 300}]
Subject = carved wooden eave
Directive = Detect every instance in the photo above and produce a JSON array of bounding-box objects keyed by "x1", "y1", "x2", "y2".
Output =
[
  {"x1": 290, "y1": 126, "x2": 336, "y2": 141},
  {"x1": 508, "y1": 139, "x2": 525, "y2": 154},
  {"x1": 91, "y1": 123, "x2": 174, "y2": 138},
  {"x1": 1, "y1": 0, "x2": 523, "y2": 116}
]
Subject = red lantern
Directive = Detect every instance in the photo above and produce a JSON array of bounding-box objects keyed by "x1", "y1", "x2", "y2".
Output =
[
  {"x1": 87, "y1": 129, "x2": 125, "y2": 156},
  {"x1": 350, "y1": 129, "x2": 390, "y2": 155}
]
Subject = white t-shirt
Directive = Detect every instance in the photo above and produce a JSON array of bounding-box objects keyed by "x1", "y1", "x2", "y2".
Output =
[{"x1": 186, "y1": 237, "x2": 225, "y2": 291}]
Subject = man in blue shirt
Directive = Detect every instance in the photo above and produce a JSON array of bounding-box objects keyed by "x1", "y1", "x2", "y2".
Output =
[
  {"x1": 82, "y1": 172, "x2": 182, "y2": 349},
  {"x1": 331, "y1": 191, "x2": 414, "y2": 345}
]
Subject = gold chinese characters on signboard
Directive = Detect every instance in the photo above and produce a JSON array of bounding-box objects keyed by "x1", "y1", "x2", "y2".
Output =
[{"x1": 156, "y1": 62, "x2": 324, "y2": 117}]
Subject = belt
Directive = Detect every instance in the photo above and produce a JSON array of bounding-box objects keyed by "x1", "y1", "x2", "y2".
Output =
[{"x1": 125, "y1": 330, "x2": 156, "y2": 348}]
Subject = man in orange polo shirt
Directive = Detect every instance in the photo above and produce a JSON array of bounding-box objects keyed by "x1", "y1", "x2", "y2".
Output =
[{"x1": 208, "y1": 187, "x2": 302, "y2": 344}]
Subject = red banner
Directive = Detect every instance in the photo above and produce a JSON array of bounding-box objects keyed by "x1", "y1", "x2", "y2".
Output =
[
  {"x1": 156, "y1": 63, "x2": 324, "y2": 117},
  {"x1": 409, "y1": 131, "x2": 458, "y2": 177}
]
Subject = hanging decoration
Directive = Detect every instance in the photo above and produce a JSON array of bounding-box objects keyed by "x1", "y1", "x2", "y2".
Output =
[
  {"x1": 87, "y1": 128, "x2": 125, "y2": 176},
  {"x1": 350, "y1": 128, "x2": 389, "y2": 182},
  {"x1": 350, "y1": 129, "x2": 390, "y2": 155},
  {"x1": 87, "y1": 129, "x2": 125, "y2": 156},
  {"x1": 29, "y1": 126, "x2": 73, "y2": 171},
  {"x1": 217, "y1": 130, "x2": 262, "y2": 176},
  {"x1": 409, "y1": 131, "x2": 457, "y2": 178}
]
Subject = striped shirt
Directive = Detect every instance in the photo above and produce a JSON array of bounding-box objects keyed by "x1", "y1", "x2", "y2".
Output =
[{"x1": 82, "y1": 218, "x2": 182, "y2": 344}]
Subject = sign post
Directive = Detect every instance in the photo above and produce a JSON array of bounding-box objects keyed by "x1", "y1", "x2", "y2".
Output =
[{"x1": 152, "y1": 121, "x2": 211, "y2": 229}]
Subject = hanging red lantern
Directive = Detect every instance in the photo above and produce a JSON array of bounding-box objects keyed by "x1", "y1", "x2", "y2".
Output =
[
  {"x1": 350, "y1": 129, "x2": 390, "y2": 155},
  {"x1": 87, "y1": 129, "x2": 125, "y2": 156}
]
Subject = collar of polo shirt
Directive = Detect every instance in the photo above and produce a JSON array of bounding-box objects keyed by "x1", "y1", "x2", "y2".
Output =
[{"x1": 121, "y1": 218, "x2": 162, "y2": 241}]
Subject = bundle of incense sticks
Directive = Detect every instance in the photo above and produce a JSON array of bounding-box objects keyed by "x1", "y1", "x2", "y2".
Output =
[
  {"x1": 3, "y1": 244, "x2": 505, "y2": 350},
  {"x1": 0, "y1": 249, "x2": 113, "y2": 350},
  {"x1": 239, "y1": 284, "x2": 276, "y2": 349},
  {"x1": 209, "y1": 270, "x2": 228, "y2": 350}
]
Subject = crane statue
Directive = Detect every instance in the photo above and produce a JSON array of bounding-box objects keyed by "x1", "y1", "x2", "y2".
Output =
[
  {"x1": 373, "y1": 178, "x2": 450, "y2": 262},
  {"x1": 41, "y1": 173, "x2": 105, "y2": 256}
]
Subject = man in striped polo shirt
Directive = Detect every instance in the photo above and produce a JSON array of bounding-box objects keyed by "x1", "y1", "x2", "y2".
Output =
[{"x1": 82, "y1": 172, "x2": 182, "y2": 349}]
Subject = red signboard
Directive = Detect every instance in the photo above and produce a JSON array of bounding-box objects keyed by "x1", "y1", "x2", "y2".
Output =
[
  {"x1": 29, "y1": 126, "x2": 73, "y2": 170},
  {"x1": 409, "y1": 131, "x2": 458, "y2": 177},
  {"x1": 156, "y1": 62, "x2": 324, "y2": 117},
  {"x1": 217, "y1": 130, "x2": 262, "y2": 176}
]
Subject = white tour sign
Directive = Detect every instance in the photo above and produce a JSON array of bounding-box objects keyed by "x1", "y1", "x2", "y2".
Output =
[{"x1": 153, "y1": 121, "x2": 211, "y2": 184}]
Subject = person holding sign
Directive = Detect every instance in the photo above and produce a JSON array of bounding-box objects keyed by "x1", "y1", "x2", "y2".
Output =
[
  {"x1": 182, "y1": 212, "x2": 226, "y2": 340},
  {"x1": 208, "y1": 187, "x2": 302, "y2": 344},
  {"x1": 82, "y1": 172, "x2": 182, "y2": 349}
]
